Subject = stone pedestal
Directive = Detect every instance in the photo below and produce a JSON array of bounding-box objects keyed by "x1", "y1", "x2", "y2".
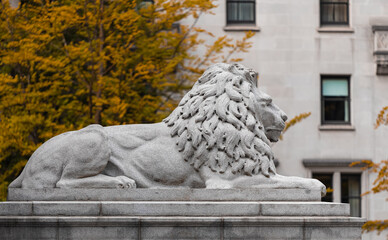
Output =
[{"x1": 1, "y1": 188, "x2": 364, "y2": 240}]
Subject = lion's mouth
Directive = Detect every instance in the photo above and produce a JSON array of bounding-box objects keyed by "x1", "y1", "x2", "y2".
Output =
[
  {"x1": 265, "y1": 127, "x2": 284, "y2": 132},
  {"x1": 265, "y1": 128, "x2": 283, "y2": 142}
]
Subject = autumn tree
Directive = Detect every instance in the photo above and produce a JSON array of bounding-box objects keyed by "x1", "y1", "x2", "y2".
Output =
[
  {"x1": 0, "y1": 0, "x2": 254, "y2": 200},
  {"x1": 351, "y1": 106, "x2": 388, "y2": 236}
]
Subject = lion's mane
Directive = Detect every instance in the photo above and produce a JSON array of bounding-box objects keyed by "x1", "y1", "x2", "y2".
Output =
[{"x1": 163, "y1": 63, "x2": 276, "y2": 176}]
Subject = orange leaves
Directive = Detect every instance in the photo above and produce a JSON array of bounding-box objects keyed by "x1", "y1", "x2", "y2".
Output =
[
  {"x1": 0, "y1": 0, "x2": 254, "y2": 200},
  {"x1": 279, "y1": 112, "x2": 311, "y2": 140},
  {"x1": 375, "y1": 106, "x2": 388, "y2": 128},
  {"x1": 362, "y1": 220, "x2": 388, "y2": 235},
  {"x1": 352, "y1": 160, "x2": 388, "y2": 196}
]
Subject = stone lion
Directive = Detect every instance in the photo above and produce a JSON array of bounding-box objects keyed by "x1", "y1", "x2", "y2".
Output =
[{"x1": 10, "y1": 63, "x2": 325, "y2": 195}]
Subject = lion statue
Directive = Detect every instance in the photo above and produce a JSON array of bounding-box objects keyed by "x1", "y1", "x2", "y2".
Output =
[{"x1": 10, "y1": 63, "x2": 325, "y2": 195}]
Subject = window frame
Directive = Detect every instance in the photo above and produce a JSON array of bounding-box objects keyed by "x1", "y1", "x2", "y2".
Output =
[
  {"x1": 321, "y1": 75, "x2": 351, "y2": 125},
  {"x1": 341, "y1": 173, "x2": 362, "y2": 217},
  {"x1": 226, "y1": 0, "x2": 256, "y2": 25},
  {"x1": 311, "y1": 170, "x2": 362, "y2": 217},
  {"x1": 320, "y1": 0, "x2": 349, "y2": 26}
]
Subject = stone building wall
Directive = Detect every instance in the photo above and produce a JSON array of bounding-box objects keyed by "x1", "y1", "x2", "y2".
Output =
[{"x1": 192, "y1": 0, "x2": 388, "y2": 239}]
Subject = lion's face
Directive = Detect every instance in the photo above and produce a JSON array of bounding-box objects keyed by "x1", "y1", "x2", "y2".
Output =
[{"x1": 254, "y1": 89, "x2": 288, "y2": 142}]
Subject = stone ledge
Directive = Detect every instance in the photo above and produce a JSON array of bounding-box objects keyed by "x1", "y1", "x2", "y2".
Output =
[
  {"x1": 0, "y1": 201, "x2": 349, "y2": 217},
  {"x1": 317, "y1": 27, "x2": 355, "y2": 33},
  {"x1": 0, "y1": 216, "x2": 365, "y2": 240},
  {"x1": 7, "y1": 188, "x2": 322, "y2": 201},
  {"x1": 223, "y1": 25, "x2": 261, "y2": 32}
]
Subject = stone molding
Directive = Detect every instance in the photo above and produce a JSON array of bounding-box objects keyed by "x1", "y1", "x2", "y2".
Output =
[{"x1": 302, "y1": 158, "x2": 368, "y2": 168}]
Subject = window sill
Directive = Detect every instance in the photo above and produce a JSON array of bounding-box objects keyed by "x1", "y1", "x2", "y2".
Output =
[
  {"x1": 223, "y1": 25, "x2": 261, "y2": 32},
  {"x1": 317, "y1": 27, "x2": 354, "y2": 33},
  {"x1": 319, "y1": 125, "x2": 355, "y2": 131}
]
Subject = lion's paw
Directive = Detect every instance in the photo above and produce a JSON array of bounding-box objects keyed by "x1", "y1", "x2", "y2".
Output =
[{"x1": 115, "y1": 176, "x2": 137, "y2": 189}]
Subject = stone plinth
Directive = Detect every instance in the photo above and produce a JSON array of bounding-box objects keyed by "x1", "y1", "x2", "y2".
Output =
[
  {"x1": 7, "y1": 188, "x2": 322, "y2": 201},
  {"x1": 1, "y1": 189, "x2": 365, "y2": 240}
]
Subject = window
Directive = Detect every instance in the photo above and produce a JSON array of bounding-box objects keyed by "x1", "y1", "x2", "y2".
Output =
[
  {"x1": 227, "y1": 0, "x2": 255, "y2": 25},
  {"x1": 313, "y1": 172, "x2": 361, "y2": 217},
  {"x1": 320, "y1": 0, "x2": 349, "y2": 26},
  {"x1": 312, "y1": 173, "x2": 333, "y2": 202},
  {"x1": 321, "y1": 76, "x2": 350, "y2": 125},
  {"x1": 341, "y1": 174, "x2": 361, "y2": 217}
]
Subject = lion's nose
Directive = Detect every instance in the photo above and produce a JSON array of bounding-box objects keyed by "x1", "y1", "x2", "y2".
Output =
[{"x1": 281, "y1": 112, "x2": 288, "y2": 122}]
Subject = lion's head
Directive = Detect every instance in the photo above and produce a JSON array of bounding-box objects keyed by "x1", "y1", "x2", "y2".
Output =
[{"x1": 163, "y1": 63, "x2": 288, "y2": 176}]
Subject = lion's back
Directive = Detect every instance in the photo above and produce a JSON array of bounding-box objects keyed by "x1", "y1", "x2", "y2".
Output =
[{"x1": 104, "y1": 122, "x2": 205, "y2": 188}]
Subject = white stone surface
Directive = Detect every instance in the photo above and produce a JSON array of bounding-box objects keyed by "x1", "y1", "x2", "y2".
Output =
[
  {"x1": 7, "y1": 188, "x2": 322, "y2": 201},
  {"x1": 260, "y1": 202, "x2": 349, "y2": 216},
  {"x1": 32, "y1": 201, "x2": 100, "y2": 216},
  {"x1": 0, "y1": 201, "x2": 350, "y2": 217}
]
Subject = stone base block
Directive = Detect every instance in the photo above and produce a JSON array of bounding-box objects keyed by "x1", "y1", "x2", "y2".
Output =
[
  {"x1": 0, "y1": 216, "x2": 364, "y2": 240},
  {"x1": 2, "y1": 189, "x2": 364, "y2": 239},
  {"x1": 7, "y1": 188, "x2": 322, "y2": 201},
  {"x1": 0, "y1": 200, "x2": 364, "y2": 239},
  {"x1": 0, "y1": 201, "x2": 350, "y2": 217}
]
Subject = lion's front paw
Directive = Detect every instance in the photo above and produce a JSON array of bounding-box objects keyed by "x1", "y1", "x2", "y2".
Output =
[
  {"x1": 312, "y1": 179, "x2": 326, "y2": 197},
  {"x1": 115, "y1": 176, "x2": 137, "y2": 189}
]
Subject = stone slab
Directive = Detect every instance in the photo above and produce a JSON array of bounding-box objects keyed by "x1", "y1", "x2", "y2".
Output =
[
  {"x1": 7, "y1": 188, "x2": 322, "y2": 201},
  {"x1": 0, "y1": 216, "x2": 365, "y2": 240},
  {"x1": 0, "y1": 201, "x2": 349, "y2": 217},
  {"x1": 101, "y1": 201, "x2": 260, "y2": 216},
  {"x1": 32, "y1": 201, "x2": 101, "y2": 216},
  {"x1": 0, "y1": 202, "x2": 32, "y2": 216},
  {"x1": 260, "y1": 202, "x2": 350, "y2": 216}
]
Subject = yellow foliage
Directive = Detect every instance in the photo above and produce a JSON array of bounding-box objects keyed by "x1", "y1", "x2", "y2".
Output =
[
  {"x1": 362, "y1": 220, "x2": 388, "y2": 235},
  {"x1": 0, "y1": 0, "x2": 254, "y2": 200},
  {"x1": 351, "y1": 107, "x2": 388, "y2": 236},
  {"x1": 375, "y1": 106, "x2": 388, "y2": 128},
  {"x1": 279, "y1": 112, "x2": 311, "y2": 140}
]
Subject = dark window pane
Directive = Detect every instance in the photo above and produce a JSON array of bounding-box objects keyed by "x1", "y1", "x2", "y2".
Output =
[
  {"x1": 227, "y1": 3, "x2": 239, "y2": 21},
  {"x1": 227, "y1": 1, "x2": 255, "y2": 24},
  {"x1": 313, "y1": 173, "x2": 333, "y2": 202},
  {"x1": 324, "y1": 0, "x2": 348, "y2": 2},
  {"x1": 341, "y1": 174, "x2": 361, "y2": 217},
  {"x1": 324, "y1": 99, "x2": 348, "y2": 121},
  {"x1": 321, "y1": 4, "x2": 334, "y2": 23},
  {"x1": 240, "y1": 3, "x2": 254, "y2": 21},
  {"x1": 320, "y1": 0, "x2": 348, "y2": 25}
]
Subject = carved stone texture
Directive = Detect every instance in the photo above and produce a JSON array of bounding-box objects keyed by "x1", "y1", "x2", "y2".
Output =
[
  {"x1": 9, "y1": 63, "x2": 326, "y2": 196},
  {"x1": 373, "y1": 26, "x2": 388, "y2": 75},
  {"x1": 375, "y1": 30, "x2": 388, "y2": 52}
]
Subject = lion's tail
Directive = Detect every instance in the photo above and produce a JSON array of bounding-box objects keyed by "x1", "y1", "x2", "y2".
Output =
[{"x1": 8, "y1": 168, "x2": 25, "y2": 188}]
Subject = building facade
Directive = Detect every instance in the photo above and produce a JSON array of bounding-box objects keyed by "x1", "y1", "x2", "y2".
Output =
[{"x1": 191, "y1": 0, "x2": 388, "y2": 239}]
